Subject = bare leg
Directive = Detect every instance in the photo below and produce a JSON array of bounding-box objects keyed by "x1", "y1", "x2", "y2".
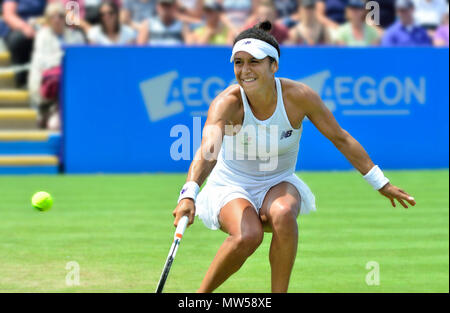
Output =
[
  {"x1": 260, "y1": 182, "x2": 300, "y2": 293},
  {"x1": 197, "y1": 198, "x2": 264, "y2": 293}
]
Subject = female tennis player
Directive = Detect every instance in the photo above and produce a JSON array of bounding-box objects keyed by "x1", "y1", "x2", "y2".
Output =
[{"x1": 172, "y1": 21, "x2": 416, "y2": 293}]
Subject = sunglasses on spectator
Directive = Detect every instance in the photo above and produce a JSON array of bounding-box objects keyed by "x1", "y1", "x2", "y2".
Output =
[
  {"x1": 49, "y1": 13, "x2": 65, "y2": 19},
  {"x1": 160, "y1": 3, "x2": 174, "y2": 8},
  {"x1": 100, "y1": 11, "x2": 116, "y2": 17}
]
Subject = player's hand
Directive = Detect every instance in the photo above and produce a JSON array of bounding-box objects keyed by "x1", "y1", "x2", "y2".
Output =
[
  {"x1": 378, "y1": 183, "x2": 416, "y2": 208},
  {"x1": 173, "y1": 198, "x2": 195, "y2": 227}
]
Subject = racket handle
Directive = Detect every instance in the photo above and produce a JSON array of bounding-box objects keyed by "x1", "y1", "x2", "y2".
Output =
[{"x1": 174, "y1": 215, "x2": 189, "y2": 240}]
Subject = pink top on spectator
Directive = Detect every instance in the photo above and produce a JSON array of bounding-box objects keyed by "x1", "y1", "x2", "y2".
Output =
[{"x1": 434, "y1": 24, "x2": 449, "y2": 45}]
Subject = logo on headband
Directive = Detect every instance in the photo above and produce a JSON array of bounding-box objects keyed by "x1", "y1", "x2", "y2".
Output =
[{"x1": 244, "y1": 41, "x2": 252, "y2": 45}]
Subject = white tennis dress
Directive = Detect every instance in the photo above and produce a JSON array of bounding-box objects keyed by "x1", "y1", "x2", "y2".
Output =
[{"x1": 196, "y1": 78, "x2": 316, "y2": 230}]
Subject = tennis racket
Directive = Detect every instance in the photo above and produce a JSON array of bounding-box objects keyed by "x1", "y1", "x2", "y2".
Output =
[{"x1": 155, "y1": 215, "x2": 189, "y2": 293}]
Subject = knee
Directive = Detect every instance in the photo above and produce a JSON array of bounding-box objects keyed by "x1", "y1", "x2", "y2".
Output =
[
  {"x1": 271, "y1": 202, "x2": 299, "y2": 235},
  {"x1": 229, "y1": 229, "x2": 263, "y2": 257}
]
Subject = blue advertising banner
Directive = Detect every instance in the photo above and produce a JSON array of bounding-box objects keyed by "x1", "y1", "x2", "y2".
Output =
[{"x1": 63, "y1": 47, "x2": 449, "y2": 173}]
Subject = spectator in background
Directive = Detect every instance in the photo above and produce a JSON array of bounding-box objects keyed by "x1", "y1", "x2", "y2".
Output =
[
  {"x1": 287, "y1": 0, "x2": 331, "y2": 45},
  {"x1": 120, "y1": 0, "x2": 156, "y2": 32},
  {"x1": 317, "y1": 0, "x2": 348, "y2": 30},
  {"x1": 28, "y1": 1, "x2": 85, "y2": 130},
  {"x1": 412, "y1": 0, "x2": 447, "y2": 31},
  {"x1": 244, "y1": 0, "x2": 289, "y2": 43},
  {"x1": 0, "y1": 0, "x2": 46, "y2": 87},
  {"x1": 137, "y1": 0, "x2": 188, "y2": 45},
  {"x1": 83, "y1": 0, "x2": 121, "y2": 25},
  {"x1": 87, "y1": 1, "x2": 136, "y2": 44},
  {"x1": 62, "y1": 0, "x2": 122, "y2": 35},
  {"x1": 381, "y1": 0, "x2": 432, "y2": 46},
  {"x1": 279, "y1": 0, "x2": 302, "y2": 28},
  {"x1": 433, "y1": 4, "x2": 449, "y2": 46},
  {"x1": 220, "y1": 0, "x2": 257, "y2": 35},
  {"x1": 335, "y1": 0, "x2": 379, "y2": 46},
  {"x1": 190, "y1": 0, "x2": 233, "y2": 45},
  {"x1": 273, "y1": 0, "x2": 298, "y2": 21}
]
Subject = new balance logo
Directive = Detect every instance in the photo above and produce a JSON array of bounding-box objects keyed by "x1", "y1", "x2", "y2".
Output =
[{"x1": 280, "y1": 130, "x2": 293, "y2": 139}]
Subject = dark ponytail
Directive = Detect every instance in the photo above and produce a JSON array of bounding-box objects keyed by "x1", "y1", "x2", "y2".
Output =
[{"x1": 257, "y1": 20, "x2": 272, "y2": 32}]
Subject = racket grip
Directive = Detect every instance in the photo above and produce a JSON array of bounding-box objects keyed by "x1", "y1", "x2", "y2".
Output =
[{"x1": 174, "y1": 215, "x2": 189, "y2": 240}]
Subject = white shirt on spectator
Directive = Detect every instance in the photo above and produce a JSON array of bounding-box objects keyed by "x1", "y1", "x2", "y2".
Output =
[
  {"x1": 178, "y1": 0, "x2": 198, "y2": 10},
  {"x1": 147, "y1": 16, "x2": 184, "y2": 45},
  {"x1": 88, "y1": 25, "x2": 137, "y2": 45},
  {"x1": 412, "y1": 0, "x2": 447, "y2": 27}
]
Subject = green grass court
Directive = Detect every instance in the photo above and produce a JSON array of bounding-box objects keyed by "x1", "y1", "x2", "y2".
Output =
[{"x1": 0, "y1": 170, "x2": 448, "y2": 293}]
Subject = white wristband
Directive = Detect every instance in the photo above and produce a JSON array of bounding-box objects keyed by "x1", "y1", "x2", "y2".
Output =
[
  {"x1": 363, "y1": 165, "x2": 390, "y2": 190},
  {"x1": 178, "y1": 181, "x2": 200, "y2": 203}
]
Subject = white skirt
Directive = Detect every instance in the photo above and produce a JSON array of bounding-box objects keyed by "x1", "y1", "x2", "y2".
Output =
[{"x1": 195, "y1": 173, "x2": 316, "y2": 230}]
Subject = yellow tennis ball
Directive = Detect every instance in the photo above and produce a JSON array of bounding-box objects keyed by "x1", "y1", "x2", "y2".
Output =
[{"x1": 31, "y1": 191, "x2": 53, "y2": 211}]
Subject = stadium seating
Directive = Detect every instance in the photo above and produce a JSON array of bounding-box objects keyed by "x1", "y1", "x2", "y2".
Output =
[{"x1": 0, "y1": 46, "x2": 60, "y2": 175}]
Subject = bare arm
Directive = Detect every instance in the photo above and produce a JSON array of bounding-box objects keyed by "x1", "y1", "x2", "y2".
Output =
[
  {"x1": 120, "y1": 8, "x2": 131, "y2": 25},
  {"x1": 296, "y1": 84, "x2": 416, "y2": 208},
  {"x1": 120, "y1": 9, "x2": 139, "y2": 30},
  {"x1": 285, "y1": 26, "x2": 300, "y2": 45},
  {"x1": 176, "y1": 0, "x2": 204, "y2": 19},
  {"x1": 323, "y1": 26, "x2": 332, "y2": 44},
  {"x1": 291, "y1": 85, "x2": 372, "y2": 174},
  {"x1": 185, "y1": 100, "x2": 230, "y2": 185},
  {"x1": 172, "y1": 88, "x2": 242, "y2": 226},
  {"x1": 2, "y1": 2, "x2": 35, "y2": 37},
  {"x1": 245, "y1": 0, "x2": 260, "y2": 25},
  {"x1": 193, "y1": 0, "x2": 205, "y2": 18},
  {"x1": 220, "y1": 13, "x2": 238, "y2": 37},
  {"x1": 434, "y1": 38, "x2": 448, "y2": 46},
  {"x1": 137, "y1": 20, "x2": 149, "y2": 45}
]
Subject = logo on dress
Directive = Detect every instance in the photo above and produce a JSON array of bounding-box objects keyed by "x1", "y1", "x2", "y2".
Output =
[
  {"x1": 280, "y1": 130, "x2": 293, "y2": 139},
  {"x1": 241, "y1": 133, "x2": 252, "y2": 146}
]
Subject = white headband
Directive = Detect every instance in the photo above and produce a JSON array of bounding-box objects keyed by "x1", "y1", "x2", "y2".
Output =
[{"x1": 230, "y1": 38, "x2": 279, "y2": 64}]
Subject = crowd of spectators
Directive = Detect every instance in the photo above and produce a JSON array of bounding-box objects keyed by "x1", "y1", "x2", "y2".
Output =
[{"x1": 0, "y1": 0, "x2": 448, "y2": 129}]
